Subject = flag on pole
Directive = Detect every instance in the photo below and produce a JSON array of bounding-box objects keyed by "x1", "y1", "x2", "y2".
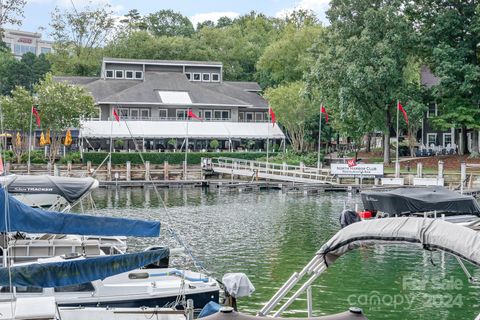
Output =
[
  {"x1": 0, "y1": 154, "x2": 4, "y2": 174},
  {"x1": 64, "y1": 129, "x2": 72, "y2": 146},
  {"x1": 39, "y1": 132, "x2": 46, "y2": 146},
  {"x1": 397, "y1": 102, "x2": 408, "y2": 125},
  {"x1": 321, "y1": 105, "x2": 329, "y2": 123},
  {"x1": 347, "y1": 158, "x2": 357, "y2": 167},
  {"x1": 32, "y1": 106, "x2": 41, "y2": 128},
  {"x1": 187, "y1": 109, "x2": 203, "y2": 121},
  {"x1": 268, "y1": 107, "x2": 276, "y2": 126},
  {"x1": 113, "y1": 108, "x2": 120, "y2": 122}
]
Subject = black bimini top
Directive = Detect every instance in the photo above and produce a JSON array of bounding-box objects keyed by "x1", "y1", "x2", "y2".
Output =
[
  {"x1": 5, "y1": 175, "x2": 98, "y2": 203},
  {"x1": 361, "y1": 187, "x2": 480, "y2": 216}
]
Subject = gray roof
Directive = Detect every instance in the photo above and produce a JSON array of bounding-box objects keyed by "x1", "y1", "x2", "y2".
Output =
[
  {"x1": 54, "y1": 76, "x2": 98, "y2": 85},
  {"x1": 103, "y1": 57, "x2": 223, "y2": 66},
  {"x1": 56, "y1": 72, "x2": 267, "y2": 108},
  {"x1": 421, "y1": 65, "x2": 440, "y2": 88},
  {"x1": 225, "y1": 81, "x2": 262, "y2": 92}
]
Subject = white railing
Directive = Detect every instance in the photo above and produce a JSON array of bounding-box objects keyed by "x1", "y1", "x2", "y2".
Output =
[{"x1": 210, "y1": 157, "x2": 335, "y2": 184}]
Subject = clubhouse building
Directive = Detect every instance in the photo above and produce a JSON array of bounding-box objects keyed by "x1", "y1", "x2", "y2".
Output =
[{"x1": 55, "y1": 57, "x2": 285, "y2": 151}]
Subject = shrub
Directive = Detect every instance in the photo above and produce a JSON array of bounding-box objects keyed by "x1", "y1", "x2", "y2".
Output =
[
  {"x1": 21, "y1": 150, "x2": 47, "y2": 164},
  {"x1": 60, "y1": 152, "x2": 82, "y2": 164},
  {"x1": 114, "y1": 139, "x2": 124, "y2": 149},
  {"x1": 209, "y1": 139, "x2": 219, "y2": 150}
]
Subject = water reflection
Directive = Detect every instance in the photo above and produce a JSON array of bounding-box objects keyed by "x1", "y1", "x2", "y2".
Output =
[{"x1": 79, "y1": 187, "x2": 480, "y2": 320}]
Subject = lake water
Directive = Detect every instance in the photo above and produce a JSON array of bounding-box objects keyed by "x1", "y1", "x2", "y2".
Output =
[{"x1": 84, "y1": 187, "x2": 480, "y2": 319}]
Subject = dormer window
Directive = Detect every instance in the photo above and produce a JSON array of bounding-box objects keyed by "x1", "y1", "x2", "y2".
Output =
[
  {"x1": 115, "y1": 70, "x2": 124, "y2": 79},
  {"x1": 202, "y1": 73, "x2": 210, "y2": 82},
  {"x1": 211, "y1": 73, "x2": 220, "y2": 82},
  {"x1": 106, "y1": 70, "x2": 114, "y2": 79},
  {"x1": 185, "y1": 73, "x2": 191, "y2": 80},
  {"x1": 135, "y1": 71, "x2": 143, "y2": 79},
  {"x1": 125, "y1": 70, "x2": 134, "y2": 79},
  {"x1": 193, "y1": 73, "x2": 201, "y2": 81}
]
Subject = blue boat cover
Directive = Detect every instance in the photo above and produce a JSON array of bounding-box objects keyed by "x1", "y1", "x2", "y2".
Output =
[
  {"x1": 0, "y1": 248, "x2": 169, "y2": 287},
  {"x1": 0, "y1": 188, "x2": 160, "y2": 237}
]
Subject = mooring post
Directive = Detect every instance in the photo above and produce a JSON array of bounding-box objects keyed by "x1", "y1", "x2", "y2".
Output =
[
  {"x1": 460, "y1": 162, "x2": 467, "y2": 194},
  {"x1": 438, "y1": 160, "x2": 444, "y2": 179},
  {"x1": 417, "y1": 162, "x2": 423, "y2": 178},
  {"x1": 182, "y1": 160, "x2": 187, "y2": 180},
  {"x1": 145, "y1": 161, "x2": 150, "y2": 181},
  {"x1": 126, "y1": 161, "x2": 131, "y2": 181},
  {"x1": 86, "y1": 161, "x2": 92, "y2": 175},
  {"x1": 395, "y1": 161, "x2": 400, "y2": 178},
  {"x1": 164, "y1": 161, "x2": 169, "y2": 180},
  {"x1": 67, "y1": 161, "x2": 72, "y2": 177},
  {"x1": 107, "y1": 161, "x2": 112, "y2": 181},
  {"x1": 53, "y1": 163, "x2": 59, "y2": 176},
  {"x1": 46, "y1": 162, "x2": 51, "y2": 175},
  {"x1": 5, "y1": 162, "x2": 10, "y2": 175}
]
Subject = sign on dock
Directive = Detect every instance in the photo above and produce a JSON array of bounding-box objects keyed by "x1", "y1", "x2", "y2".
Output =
[{"x1": 331, "y1": 164, "x2": 384, "y2": 177}]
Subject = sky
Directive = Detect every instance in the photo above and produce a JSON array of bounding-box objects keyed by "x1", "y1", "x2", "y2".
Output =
[{"x1": 8, "y1": 0, "x2": 330, "y2": 39}]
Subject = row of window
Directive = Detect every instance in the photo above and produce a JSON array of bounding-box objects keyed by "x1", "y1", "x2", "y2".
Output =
[
  {"x1": 105, "y1": 70, "x2": 144, "y2": 80},
  {"x1": 12, "y1": 45, "x2": 51, "y2": 56},
  {"x1": 110, "y1": 108, "x2": 231, "y2": 120},
  {"x1": 426, "y1": 133, "x2": 452, "y2": 147},
  {"x1": 239, "y1": 111, "x2": 269, "y2": 122},
  {"x1": 0, "y1": 282, "x2": 94, "y2": 293},
  {"x1": 185, "y1": 72, "x2": 220, "y2": 82}
]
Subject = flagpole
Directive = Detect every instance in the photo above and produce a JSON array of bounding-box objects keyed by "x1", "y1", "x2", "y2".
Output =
[
  {"x1": 184, "y1": 110, "x2": 189, "y2": 181},
  {"x1": 27, "y1": 106, "x2": 33, "y2": 174},
  {"x1": 317, "y1": 109, "x2": 322, "y2": 171},
  {"x1": 396, "y1": 100, "x2": 400, "y2": 178},
  {"x1": 266, "y1": 117, "x2": 270, "y2": 164}
]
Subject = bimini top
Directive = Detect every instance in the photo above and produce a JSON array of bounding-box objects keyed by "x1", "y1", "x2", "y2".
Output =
[
  {"x1": 361, "y1": 187, "x2": 480, "y2": 216},
  {"x1": 319, "y1": 217, "x2": 480, "y2": 267},
  {"x1": 2, "y1": 175, "x2": 98, "y2": 203}
]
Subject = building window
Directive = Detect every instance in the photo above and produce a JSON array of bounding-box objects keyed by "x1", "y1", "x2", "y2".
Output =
[
  {"x1": 118, "y1": 108, "x2": 129, "y2": 119},
  {"x1": 159, "y1": 109, "x2": 168, "y2": 119},
  {"x1": 239, "y1": 112, "x2": 244, "y2": 121},
  {"x1": 141, "y1": 109, "x2": 150, "y2": 119},
  {"x1": 105, "y1": 70, "x2": 114, "y2": 79},
  {"x1": 443, "y1": 133, "x2": 452, "y2": 147},
  {"x1": 93, "y1": 107, "x2": 101, "y2": 120},
  {"x1": 214, "y1": 110, "x2": 230, "y2": 120},
  {"x1": 202, "y1": 73, "x2": 210, "y2": 82},
  {"x1": 185, "y1": 73, "x2": 191, "y2": 80},
  {"x1": 176, "y1": 109, "x2": 187, "y2": 120},
  {"x1": 40, "y1": 47, "x2": 51, "y2": 54},
  {"x1": 427, "y1": 133, "x2": 437, "y2": 146},
  {"x1": 130, "y1": 109, "x2": 139, "y2": 119},
  {"x1": 13, "y1": 44, "x2": 36, "y2": 55},
  {"x1": 192, "y1": 73, "x2": 201, "y2": 81},
  {"x1": 255, "y1": 112, "x2": 264, "y2": 122},
  {"x1": 135, "y1": 71, "x2": 143, "y2": 79},
  {"x1": 115, "y1": 70, "x2": 124, "y2": 79},
  {"x1": 427, "y1": 104, "x2": 437, "y2": 118},
  {"x1": 211, "y1": 73, "x2": 220, "y2": 82},
  {"x1": 245, "y1": 112, "x2": 254, "y2": 122},
  {"x1": 125, "y1": 70, "x2": 134, "y2": 79},
  {"x1": 203, "y1": 110, "x2": 212, "y2": 120}
]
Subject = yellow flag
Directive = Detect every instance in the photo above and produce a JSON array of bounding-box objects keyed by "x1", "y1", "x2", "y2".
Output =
[
  {"x1": 15, "y1": 132, "x2": 21, "y2": 147},
  {"x1": 64, "y1": 129, "x2": 72, "y2": 146},
  {"x1": 39, "y1": 132, "x2": 46, "y2": 146},
  {"x1": 45, "y1": 129, "x2": 51, "y2": 145}
]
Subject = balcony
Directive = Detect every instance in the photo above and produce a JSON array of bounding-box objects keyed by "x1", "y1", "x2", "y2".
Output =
[{"x1": 86, "y1": 116, "x2": 270, "y2": 123}]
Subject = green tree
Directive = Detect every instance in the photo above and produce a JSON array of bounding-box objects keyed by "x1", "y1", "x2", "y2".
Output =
[
  {"x1": 265, "y1": 81, "x2": 317, "y2": 153},
  {"x1": 216, "y1": 16, "x2": 233, "y2": 28},
  {"x1": 197, "y1": 20, "x2": 215, "y2": 30},
  {"x1": 119, "y1": 9, "x2": 147, "y2": 33},
  {"x1": 407, "y1": 1, "x2": 480, "y2": 155},
  {"x1": 0, "y1": 0, "x2": 27, "y2": 37},
  {"x1": 307, "y1": 0, "x2": 417, "y2": 163},
  {"x1": 145, "y1": 9, "x2": 194, "y2": 37},
  {"x1": 34, "y1": 74, "x2": 96, "y2": 163}
]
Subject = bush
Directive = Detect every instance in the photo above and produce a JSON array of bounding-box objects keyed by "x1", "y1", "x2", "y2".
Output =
[
  {"x1": 60, "y1": 152, "x2": 82, "y2": 164},
  {"x1": 258, "y1": 152, "x2": 323, "y2": 166},
  {"x1": 114, "y1": 139, "x2": 124, "y2": 149},
  {"x1": 209, "y1": 139, "x2": 219, "y2": 149},
  {"x1": 83, "y1": 151, "x2": 276, "y2": 165},
  {"x1": 21, "y1": 150, "x2": 47, "y2": 164}
]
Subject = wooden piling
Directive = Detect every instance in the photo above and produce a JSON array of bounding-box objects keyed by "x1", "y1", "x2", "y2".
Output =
[
  {"x1": 126, "y1": 161, "x2": 131, "y2": 181},
  {"x1": 53, "y1": 163, "x2": 59, "y2": 176},
  {"x1": 145, "y1": 161, "x2": 150, "y2": 181},
  {"x1": 164, "y1": 161, "x2": 169, "y2": 180},
  {"x1": 417, "y1": 162, "x2": 423, "y2": 178},
  {"x1": 67, "y1": 161, "x2": 72, "y2": 177}
]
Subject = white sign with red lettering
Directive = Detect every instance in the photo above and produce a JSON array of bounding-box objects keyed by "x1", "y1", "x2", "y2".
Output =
[{"x1": 331, "y1": 163, "x2": 384, "y2": 177}]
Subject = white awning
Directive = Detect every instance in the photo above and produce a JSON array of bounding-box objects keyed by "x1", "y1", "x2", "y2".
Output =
[
  {"x1": 158, "y1": 91, "x2": 192, "y2": 104},
  {"x1": 80, "y1": 121, "x2": 285, "y2": 139}
]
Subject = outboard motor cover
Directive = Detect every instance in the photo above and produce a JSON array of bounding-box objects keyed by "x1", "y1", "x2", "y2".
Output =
[
  {"x1": 222, "y1": 273, "x2": 255, "y2": 298},
  {"x1": 339, "y1": 210, "x2": 361, "y2": 228}
]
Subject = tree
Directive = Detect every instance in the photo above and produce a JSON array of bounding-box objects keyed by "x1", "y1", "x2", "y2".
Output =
[
  {"x1": 0, "y1": 86, "x2": 34, "y2": 162},
  {"x1": 50, "y1": 4, "x2": 116, "y2": 58},
  {"x1": 216, "y1": 16, "x2": 233, "y2": 28},
  {"x1": 0, "y1": 0, "x2": 27, "y2": 37},
  {"x1": 265, "y1": 82, "x2": 317, "y2": 153},
  {"x1": 145, "y1": 10, "x2": 194, "y2": 37},
  {"x1": 307, "y1": 0, "x2": 417, "y2": 164},
  {"x1": 209, "y1": 139, "x2": 219, "y2": 150},
  {"x1": 34, "y1": 74, "x2": 96, "y2": 163},
  {"x1": 119, "y1": 9, "x2": 147, "y2": 33},
  {"x1": 407, "y1": 1, "x2": 480, "y2": 155},
  {"x1": 197, "y1": 20, "x2": 215, "y2": 30}
]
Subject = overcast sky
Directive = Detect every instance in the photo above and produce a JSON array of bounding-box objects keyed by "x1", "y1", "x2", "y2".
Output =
[{"x1": 11, "y1": 0, "x2": 330, "y2": 38}]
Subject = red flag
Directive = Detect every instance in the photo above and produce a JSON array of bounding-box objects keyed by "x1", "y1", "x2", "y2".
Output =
[
  {"x1": 0, "y1": 154, "x2": 3, "y2": 174},
  {"x1": 113, "y1": 108, "x2": 120, "y2": 122},
  {"x1": 347, "y1": 158, "x2": 357, "y2": 168},
  {"x1": 321, "y1": 105, "x2": 329, "y2": 123},
  {"x1": 32, "y1": 106, "x2": 41, "y2": 128},
  {"x1": 187, "y1": 109, "x2": 203, "y2": 121},
  {"x1": 268, "y1": 107, "x2": 276, "y2": 126},
  {"x1": 397, "y1": 101, "x2": 408, "y2": 125}
]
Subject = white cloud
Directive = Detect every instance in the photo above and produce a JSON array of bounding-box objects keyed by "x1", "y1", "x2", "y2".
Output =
[
  {"x1": 276, "y1": 0, "x2": 330, "y2": 24},
  {"x1": 56, "y1": 0, "x2": 124, "y2": 13},
  {"x1": 189, "y1": 11, "x2": 240, "y2": 28}
]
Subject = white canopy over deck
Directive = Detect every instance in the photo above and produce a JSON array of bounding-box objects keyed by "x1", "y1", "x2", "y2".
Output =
[{"x1": 80, "y1": 121, "x2": 285, "y2": 140}]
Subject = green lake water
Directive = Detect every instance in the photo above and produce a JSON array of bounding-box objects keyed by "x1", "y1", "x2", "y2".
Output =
[{"x1": 85, "y1": 187, "x2": 480, "y2": 319}]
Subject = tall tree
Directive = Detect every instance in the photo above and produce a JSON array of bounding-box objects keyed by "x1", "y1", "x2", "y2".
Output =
[
  {"x1": 0, "y1": 0, "x2": 26, "y2": 37},
  {"x1": 118, "y1": 9, "x2": 147, "y2": 33},
  {"x1": 407, "y1": 1, "x2": 480, "y2": 155},
  {"x1": 145, "y1": 9, "x2": 194, "y2": 37},
  {"x1": 307, "y1": 0, "x2": 417, "y2": 164}
]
